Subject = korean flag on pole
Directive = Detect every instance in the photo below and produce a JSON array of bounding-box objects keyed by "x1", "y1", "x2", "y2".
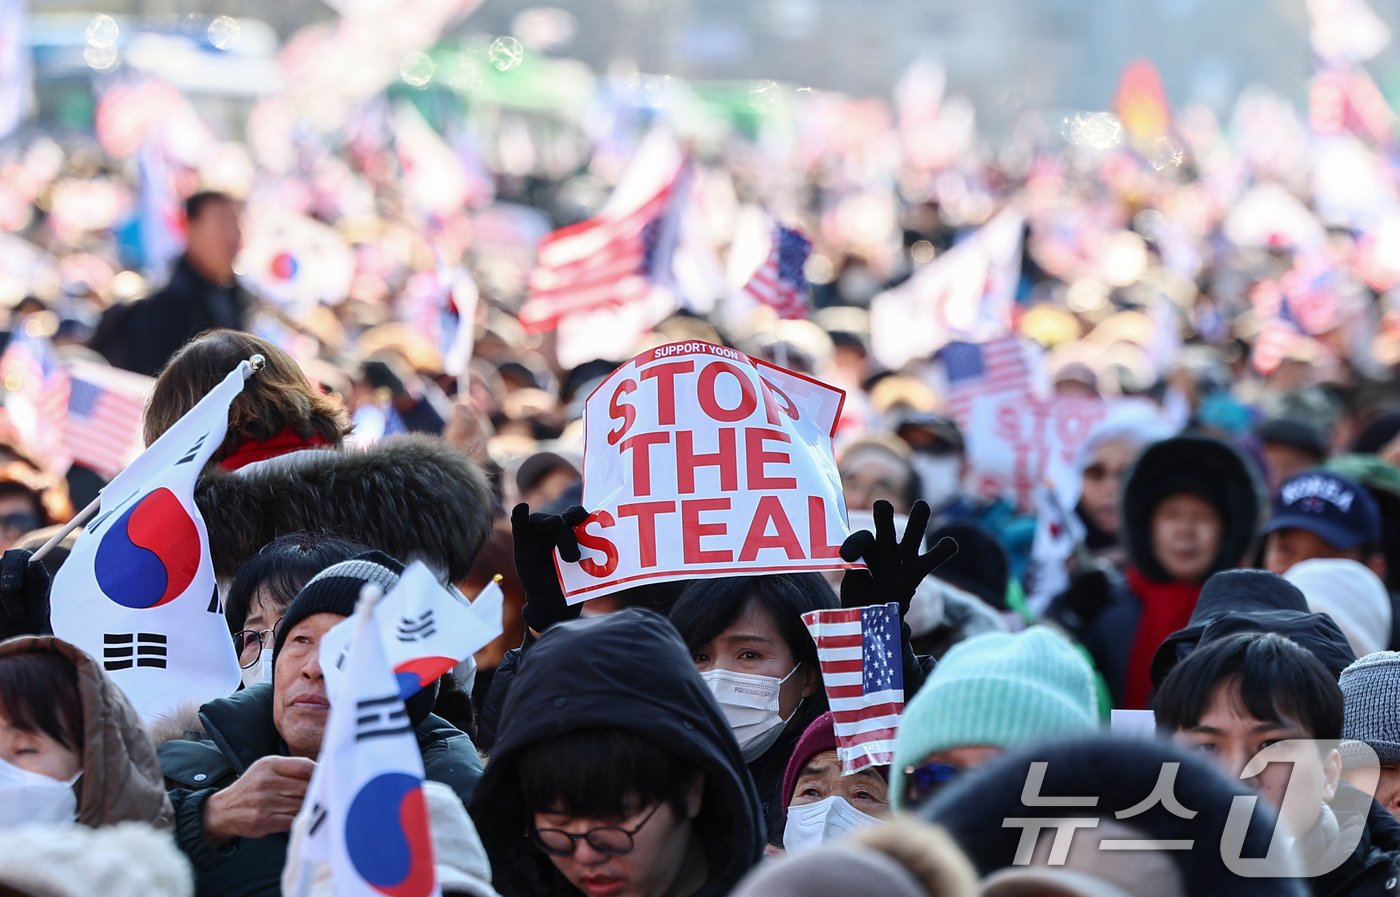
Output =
[
  {"x1": 283, "y1": 587, "x2": 440, "y2": 897},
  {"x1": 50, "y1": 361, "x2": 251, "y2": 721},
  {"x1": 319, "y1": 562, "x2": 504, "y2": 702}
]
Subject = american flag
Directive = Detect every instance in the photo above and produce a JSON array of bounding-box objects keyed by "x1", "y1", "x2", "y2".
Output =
[
  {"x1": 519, "y1": 137, "x2": 689, "y2": 333},
  {"x1": 743, "y1": 225, "x2": 812, "y2": 319},
  {"x1": 801, "y1": 603, "x2": 904, "y2": 774},
  {"x1": 0, "y1": 330, "x2": 72, "y2": 468},
  {"x1": 940, "y1": 337, "x2": 1032, "y2": 426},
  {"x1": 63, "y1": 360, "x2": 152, "y2": 479}
]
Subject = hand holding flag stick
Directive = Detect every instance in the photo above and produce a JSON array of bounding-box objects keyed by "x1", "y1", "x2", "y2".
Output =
[{"x1": 29, "y1": 354, "x2": 267, "y2": 564}]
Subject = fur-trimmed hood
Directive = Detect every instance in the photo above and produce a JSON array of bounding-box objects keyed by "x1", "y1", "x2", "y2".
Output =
[{"x1": 196, "y1": 435, "x2": 496, "y2": 582}]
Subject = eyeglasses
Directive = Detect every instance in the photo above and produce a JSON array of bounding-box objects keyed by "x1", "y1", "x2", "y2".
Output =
[
  {"x1": 531, "y1": 803, "x2": 662, "y2": 857},
  {"x1": 902, "y1": 761, "x2": 962, "y2": 809},
  {"x1": 232, "y1": 619, "x2": 283, "y2": 668}
]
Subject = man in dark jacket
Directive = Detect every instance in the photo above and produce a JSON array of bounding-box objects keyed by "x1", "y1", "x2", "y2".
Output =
[
  {"x1": 91, "y1": 191, "x2": 250, "y2": 377},
  {"x1": 158, "y1": 553, "x2": 484, "y2": 897},
  {"x1": 1155, "y1": 632, "x2": 1400, "y2": 897},
  {"x1": 470, "y1": 608, "x2": 763, "y2": 897}
]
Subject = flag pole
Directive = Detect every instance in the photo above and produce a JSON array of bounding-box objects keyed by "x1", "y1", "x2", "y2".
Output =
[{"x1": 31, "y1": 354, "x2": 267, "y2": 563}]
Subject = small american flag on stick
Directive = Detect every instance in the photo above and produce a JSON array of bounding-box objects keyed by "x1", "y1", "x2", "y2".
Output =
[
  {"x1": 743, "y1": 225, "x2": 812, "y2": 319},
  {"x1": 802, "y1": 602, "x2": 904, "y2": 774}
]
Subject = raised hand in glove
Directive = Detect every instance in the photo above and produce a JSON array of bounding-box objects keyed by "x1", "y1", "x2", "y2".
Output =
[
  {"x1": 1053, "y1": 564, "x2": 1119, "y2": 630},
  {"x1": 839, "y1": 500, "x2": 958, "y2": 615},
  {"x1": 511, "y1": 503, "x2": 590, "y2": 633},
  {"x1": 0, "y1": 548, "x2": 52, "y2": 639}
]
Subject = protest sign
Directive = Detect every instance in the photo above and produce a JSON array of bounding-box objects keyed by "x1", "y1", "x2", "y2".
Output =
[
  {"x1": 559, "y1": 341, "x2": 855, "y2": 602},
  {"x1": 961, "y1": 394, "x2": 1113, "y2": 511}
]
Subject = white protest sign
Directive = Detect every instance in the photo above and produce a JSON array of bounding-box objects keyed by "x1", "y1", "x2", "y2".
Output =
[
  {"x1": 559, "y1": 341, "x2": 856, "y2": 602},
  {"x1": 962, "y1": 395, "x2": 1110, "y2": 511}
]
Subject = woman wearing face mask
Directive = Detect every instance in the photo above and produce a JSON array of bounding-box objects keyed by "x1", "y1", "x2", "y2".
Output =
[
  {"x1": 669, "y1": 500, "x2": 955, "y2": 843},
  {"x1": 777, "y1": 712, "x2": 890, "y2": 854},
  {"x1": 0, "y1": 636, "x2": 172, "y2": 829},
  {"x1": 223, "y1": 532, "x2": 365, "y2": 688}
]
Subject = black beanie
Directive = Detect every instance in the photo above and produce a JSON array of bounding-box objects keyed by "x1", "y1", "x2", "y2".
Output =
[
  {"x1": 271, "y1": 550, "x2": 405, "y2": 661},
  {"x1": 271, "y1": 549, "x2": 444, "y2": 725}
]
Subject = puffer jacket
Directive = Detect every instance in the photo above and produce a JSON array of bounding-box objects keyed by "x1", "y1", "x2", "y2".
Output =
[
  {"x1": 0, "y1": 635, "x2": 172, "y2": 829},
  {"x1": 157, "y1": 683, "x2": 482, "y2": 897}
]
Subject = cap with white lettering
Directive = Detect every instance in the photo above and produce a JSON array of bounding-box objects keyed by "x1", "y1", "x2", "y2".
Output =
[{"x1": 1264, "y1": 470, "x2": 1381, "y2": 550}]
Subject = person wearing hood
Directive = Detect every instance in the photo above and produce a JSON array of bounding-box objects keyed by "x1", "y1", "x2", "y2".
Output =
[
  {"x1": 0, "y1": 636, "x2": 172, "y2": 830},
  {"x1": 1149, "y1": 568, "x2": 1358, "y2": 689},
  {"x1": 158, "y1": 552, "x2": 484, "y2": 897},
  {"x1": 925, "y1": 733, "x2": 1308, "y2": 896},
  {"x1": 1286, "y1": 559, "x2": 1393, "y2": 659},
  {"x1": 469, "y1": 608, "x2": 764, "y2": 897},
  {"x1": 1047, "y1": 433, "x2": 1264, "y2": 708},
  {"x1": 1155, "y1": 632, "x2": 1400, "y2": 897}
]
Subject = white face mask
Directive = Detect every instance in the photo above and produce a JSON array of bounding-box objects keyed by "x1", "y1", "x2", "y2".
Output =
[
  {"x1": 700, "y1": 665, "x2": 802, "y2": 762},
  {"x1": 0, "y1": 757, "x2": 79, "y2": 828},
  {"x1": 782, "y1": 795, "x2": 882, "y2": 853},
  {"x1": 241, "y1": 648, "x2": 273, "y2": 689},
  {"x1": 912, "y1": 455, "x2": 963, "y2": 508}
]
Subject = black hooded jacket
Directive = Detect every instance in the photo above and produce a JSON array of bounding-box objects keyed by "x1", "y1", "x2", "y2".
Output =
[
  {"x1": 469, "y1": 609, "x2": 764, "y2": 897},
  {"x1": 1310, "y1": 792, "x2": 1400, "y2": 897},
  {"x1": 1047, "y1": 435, "x2": 1263, "y2": 705}
]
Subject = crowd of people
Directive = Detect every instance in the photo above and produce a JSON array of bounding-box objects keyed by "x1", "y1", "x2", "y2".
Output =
[{"x1": 1, "y1": 20, "x2": 1400, "y2": 897}]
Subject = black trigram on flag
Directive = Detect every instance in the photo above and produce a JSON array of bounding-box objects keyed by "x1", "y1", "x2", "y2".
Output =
[
  {"x1": 306, "y1": 800, "x2": 328, "y2": 838},
  {"x1": 395, "y1": 609, "x2": 437, "y2": 642},
  {"x1": 104, "y1": 632, "x2": 168, "y2": 671},
  {"x1": 355, "y1": 694, "x2": 411, "y2": 742}
]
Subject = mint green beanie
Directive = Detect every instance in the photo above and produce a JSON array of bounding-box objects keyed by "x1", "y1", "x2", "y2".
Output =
[{"x1": 889, "y1": 627, "x2": 1099, "y2": 810}]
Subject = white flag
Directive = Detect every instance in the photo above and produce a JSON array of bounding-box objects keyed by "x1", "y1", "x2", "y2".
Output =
[
  {"x1": 50, "y1": 362, "x2": 249, "y2": 721},
  {"x1": 319, "y1": 563, "x2": 503, "y2": 702},
  {"x1": 284, "y1": 593, "x2": 440, "y2": 897}
]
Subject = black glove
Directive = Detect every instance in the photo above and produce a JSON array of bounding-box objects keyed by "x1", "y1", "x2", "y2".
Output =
[
  {"x1": 0, "y1": 548, "x2": 52, "y2": 639},
  {"x1": 839, "y1": 500, "x2": 959, "y2": 615},
  {"x1": 512, "y1": 503, "x2": 590, "y2": 633}
]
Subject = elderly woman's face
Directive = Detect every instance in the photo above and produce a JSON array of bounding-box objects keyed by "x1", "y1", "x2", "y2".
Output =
[
  {"x1": 839, "y1": 447, "x2": 913, "y2": 516},
  {"x1": 1080, "y1": 438, "x2": 1136, "y2": 537}
]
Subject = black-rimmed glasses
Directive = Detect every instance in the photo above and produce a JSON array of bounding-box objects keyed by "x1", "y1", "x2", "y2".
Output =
[
  {"x1": 232, "y1": 618, "x2": 283, "y2": 668},
  {"x1": 531, "y1": 803, "x2": 663, "y2": 857}
]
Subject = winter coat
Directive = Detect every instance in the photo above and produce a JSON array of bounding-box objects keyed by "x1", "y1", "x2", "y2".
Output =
[
  {"x1": 0, "y1": 636, "x2": 172, "y2": 829},
  {"x1": 1307, "y1": 789, "x2": 1400, "y2": 897},
  {"x1": 90, "y1": 256, "x2": 251, "y2": 377},
  {"x1": 1046, "y1": 434, "x2": 1264, "y2": 707},
  {"x1": 195, "y1": 435, "x2": 496, "y2": 583},
  {"x1": 470, "y1": 609, "x2": 764, "y2": 897},
  {"x1": 157, "y1": 683, "x2": 483, "y2": 897}
]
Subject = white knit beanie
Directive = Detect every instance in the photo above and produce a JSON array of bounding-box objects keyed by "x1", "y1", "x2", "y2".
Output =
[
  {"x1": 0, "y1": 822, "x2": 193, "y2": 897},
  {"x1": 1284, "y1": 558, "x2": 1392, "y2": 659}
]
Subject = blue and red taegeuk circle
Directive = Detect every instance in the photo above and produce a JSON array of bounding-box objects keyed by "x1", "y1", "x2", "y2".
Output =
[
  {"x1": 93, "y1": 487, "x2": 201, "y2": 609},
  {"x1": 345, "y1": 772, "x2": 436, "y2": 897},
  {"x1": 393, "y1": 656, "x2": 454, "y2": 700}
]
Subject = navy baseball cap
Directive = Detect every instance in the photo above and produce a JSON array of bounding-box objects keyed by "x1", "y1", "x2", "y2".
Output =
[{"x1": 1264, "y1": 470, "x2": 1381, "y2": 550}]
